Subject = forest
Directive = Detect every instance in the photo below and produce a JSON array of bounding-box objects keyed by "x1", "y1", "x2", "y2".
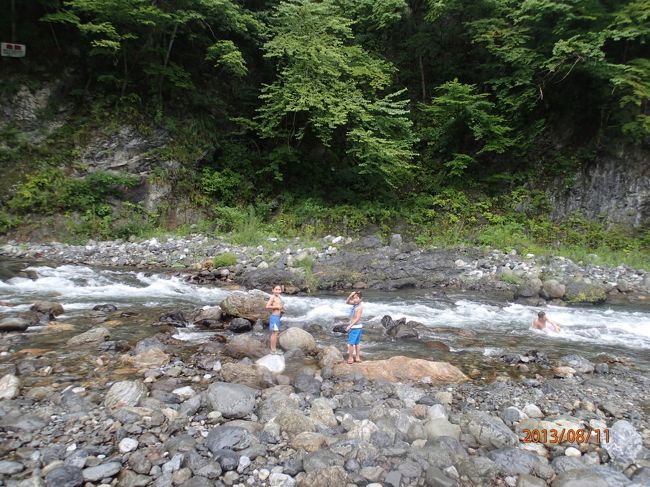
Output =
[{"x1": 1, "y1": 0, "x2": 649, "y2": 265}]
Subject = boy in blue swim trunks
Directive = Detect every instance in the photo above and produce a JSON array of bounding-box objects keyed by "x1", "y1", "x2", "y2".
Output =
[
  {"x1": 265, "y1": 284, "x2": 284, "y2": 354},
  {"x1": 345, "y1": 291, "x2": 363, "y2": 364}
]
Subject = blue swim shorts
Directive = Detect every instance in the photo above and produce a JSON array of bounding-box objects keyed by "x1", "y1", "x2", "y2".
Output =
[
  {"x1": 269, "y1": 314, "x2": 281, "y2": 332},
  {"x1": 347, "y1": 328, "x2": 363, "y2": 345}
]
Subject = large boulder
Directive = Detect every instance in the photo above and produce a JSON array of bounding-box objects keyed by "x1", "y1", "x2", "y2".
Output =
[
  {"x1": 565, "y1": 279, "x2": 607, "y2": 304},
  {"x1": 279, "y1": 327, "x2": 317, "y2": 353},
  {"x1": 225, "y1": 334, "x2": 267, "y2": 359},
  {"x1": 192, "y1": 306, "x2": 223, "y2": 323},
  {"x1": 331, "y1": 356, "x2": 468, "y2": 384},
  {"x1": 517, "y1": 278, "x2": 543, "y2": 298},
  {"x1": 67, "y1": 327, "x2": 110, "y2": 346},
  {"x1": 30, "y1": 301, "x2": 64, "y2": 318},
  {"x1": 206, "y1": 382, "x2": 258, "y2": 419},
  {"x1": 318, "y1": 346, "x2": 344, "y2": 368},
  {"x1": 541, "y1": 279, "x2": 566, "y2": 299},
  {"x1": 220, "y1": 290, "x2": 270, "y2": 322}
]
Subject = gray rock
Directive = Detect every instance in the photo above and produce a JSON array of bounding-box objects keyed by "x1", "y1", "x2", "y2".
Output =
[
  {"x1": 206, "y1": 382, "x2": 258, "y2": 419},
  {"x1": 257, "y1": 393, "x2": 299, "y2": 423},
  {"x1": 229, "y1": 317, "x2": 253, "y2": 333},
  {"x1": 460, "y1": 411, "x2": 519, "y2": 448},
  {"x1": 179, "y1": 394, "x2": 202, "y2": 417},
  {"x1": 487, "y1": 447, "x2": 550, "y2": 477},
  {"x1": 30, "y1": 301, "x2": 64, "y2": 317},
  {"x1": 551, "y1": 466, "x2": 631, "y2": 487},
  {"x1": 182, "y1": 477, "x2": 216, "y2": 487},
  {"x1": 105, "y1": 380, "x2": 147, "y2": 409},
  {"x1": 500, "y1": 406, "x2": 526, "y2": 426},
  {"x1": 594, "y1": 363, "x2": 609, "y2": 374},
  {"x1": 279, "y1": 327, "x2": 317, "y2": 353},
  {"x1": 390, "y1": 234, "x2": 403, "y2": 248},
  {"x1": 225, "y1": 334, "x2": 267, "y2": 359},
  {"x1": 398, "y1": 460, "x2": 422, "y2": 479},
  {"x1": 67, "y1": 326, "x2": 110, "y2": 346},
  {"x1": 45, "y1": 465, "x2": 84, "y2": 487},
  {"x1": 518, "y1": 475, "x2": 548, "y2": 487},
  {"x1": 631, "y1": 467, "x2": 650, "y2": 484},
  {"x1": 425, "y1": 465, "x2": 455, "y2": 487},
  {"x1": 424, "y1": 418, "x2": 461, "y2": 440},
  {"x1": 128, "y1": 450, "x2": 152, "y2": 475},
  {"x1": 384, "y1": 470, "x2": 402, "y2": 487},
  {"x1": 552, "y1": 456, "x2": 587, "y2": 474},
  {"x1": 212, "y1": 449, "x2": 240, "y2": 471},
  {"x1": 0, "y1": 412, "x2": 47, "y2": 432},
  {"x1": 0, "y1": 460, "x2": 24, "y2": 475},
  {"x1": 133, "y1": 337, "x2": 166, "y2": 354},
  {"x1": 220, "y1": 290, "x2": 269, "y2": 322},
  {"x1": 0, "y1": 374, "x2": 20, "y2": 400},
  {"x1": 0, "y1": 317, "x2": 30, "y2": 332},
  {"x1": 206, "y1": 426, "x2": 252, "y2": 453},
  {"x1": 542, "y1": 279, "x2": 566, "y2": 299},
  {"x1": 606, "y1": 420, "x2": 642, "y2": 465},
  {"x1": 60, "y1": 389, "x2": 94, "y2": 413},
  {"x1": 82, "y1": 462, "x2": 122, "y2": 481},
  {"x1": 564, "y1": 280, "x2": 607, "y2": 304},
  {"x1": 559, "y1": 355, "x2": 595, "y2": 374},
  {"x1": 424, "y1": 437, "x2": 468, "y2": 469},
  {"x1": 92, "y1": 303, "x2": 117, "y2": 312},
  {"x1": 517, "y1": 278, "x2": 543, "y2": 298},
  {"x1": 294, "y1": 371, "x2": 321, "y2": 395},
  {"x1": 303, "y1": 450, "x2": 345, "y2": 473}
]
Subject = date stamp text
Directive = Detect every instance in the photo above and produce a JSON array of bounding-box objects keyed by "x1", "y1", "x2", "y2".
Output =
[{"x1": 522, "y1": 428, "x2": 610, "y2": 444}]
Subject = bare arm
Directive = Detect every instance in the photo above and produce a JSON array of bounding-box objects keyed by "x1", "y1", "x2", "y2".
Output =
[
  {"x1": 345, "y1": 292, "x2": 357, "y2": 304},
  {"x1": 265, "y1": 296, "x2": 280, "y2": 311},
  {"x1": 346, "y1": 306, "x2": 363, "y2": 331}
]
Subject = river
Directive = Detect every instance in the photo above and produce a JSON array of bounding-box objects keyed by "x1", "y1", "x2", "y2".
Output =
[{"x1": 1, "y1": 261, "x2": 650, "y2": 376}]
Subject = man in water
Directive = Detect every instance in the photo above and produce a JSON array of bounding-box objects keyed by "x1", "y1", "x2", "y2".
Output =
[{"x1": 532, "y1": 311, "x2": 561, "y2": 333}]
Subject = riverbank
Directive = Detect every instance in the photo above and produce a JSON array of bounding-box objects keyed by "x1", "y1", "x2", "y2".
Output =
[
  {"x1": 1, "y1": 309, "x2": 649, "y2": 487},
  {"x1": 1, "y1": 234, "x2": 649, "y2": 306}
]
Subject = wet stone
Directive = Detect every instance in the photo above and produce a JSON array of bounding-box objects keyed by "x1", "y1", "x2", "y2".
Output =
[{"x1": 45, "y1": 465, "x2": 84, "y2": 487}]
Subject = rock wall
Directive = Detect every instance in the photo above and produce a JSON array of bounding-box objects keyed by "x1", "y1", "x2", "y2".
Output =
[{"x1": 548, "y1": 146, "x2": 650, "y2": 229}]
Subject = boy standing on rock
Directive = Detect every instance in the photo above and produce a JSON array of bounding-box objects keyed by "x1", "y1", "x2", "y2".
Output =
[
  {"x1": 265, "y1": 284, "x2": 284, "y2": 354},
  {"x1": 345, "y1": 291, "x2": 364, "y2": 364}
]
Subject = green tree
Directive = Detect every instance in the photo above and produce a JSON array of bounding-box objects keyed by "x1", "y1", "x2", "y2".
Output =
[{"x1": 255, "y1": 0, "x2": 416, "y2": 187}]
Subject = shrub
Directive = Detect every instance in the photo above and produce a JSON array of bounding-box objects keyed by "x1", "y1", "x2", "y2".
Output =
[{"x1": 213, "y1": 252, "x2": 237, "y2": 268}]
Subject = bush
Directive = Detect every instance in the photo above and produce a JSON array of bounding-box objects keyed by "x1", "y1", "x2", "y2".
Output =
[{"x1": 213, "y1": 252, "x2": 237, "y2": 268}]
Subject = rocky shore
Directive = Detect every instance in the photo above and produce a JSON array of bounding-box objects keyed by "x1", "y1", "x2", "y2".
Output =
[
  {"x1": 2, "y1": 234, "x2": 649, "y2": 306},
  {"x1": 1, "y1": 291, "x2": 650, "y2": 487}
]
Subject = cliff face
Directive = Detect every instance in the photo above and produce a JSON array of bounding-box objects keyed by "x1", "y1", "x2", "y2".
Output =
[
  {"x1": 3, "y1": 83, "x2": 650, "y2": 232},
  {"x1": 548, "y1": 146, "x2": 650, "y2": 230}
]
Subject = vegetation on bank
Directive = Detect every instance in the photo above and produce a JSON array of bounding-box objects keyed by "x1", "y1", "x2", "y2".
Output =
[{"x1": 0, "y1": 0, "x2": 649, "y2": 270}]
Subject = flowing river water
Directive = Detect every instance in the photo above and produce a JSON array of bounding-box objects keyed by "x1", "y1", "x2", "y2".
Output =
[{"x1": 1, "y1": 260, "x2": 650, "y2": 379}]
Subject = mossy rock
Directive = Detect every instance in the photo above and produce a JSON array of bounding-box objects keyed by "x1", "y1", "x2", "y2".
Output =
[{"x1": 565, "y1": 280, "x2": 607, "y2": 304}]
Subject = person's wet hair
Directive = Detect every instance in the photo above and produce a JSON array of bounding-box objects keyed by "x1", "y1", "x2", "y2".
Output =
[{"x1": 538, "y1": 311, "x2": 546, "y2": 317}]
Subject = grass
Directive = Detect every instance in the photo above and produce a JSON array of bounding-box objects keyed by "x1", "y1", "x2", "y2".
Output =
[{"x1": 213, "y1": 252, "x2": 237, "y2": 268}]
